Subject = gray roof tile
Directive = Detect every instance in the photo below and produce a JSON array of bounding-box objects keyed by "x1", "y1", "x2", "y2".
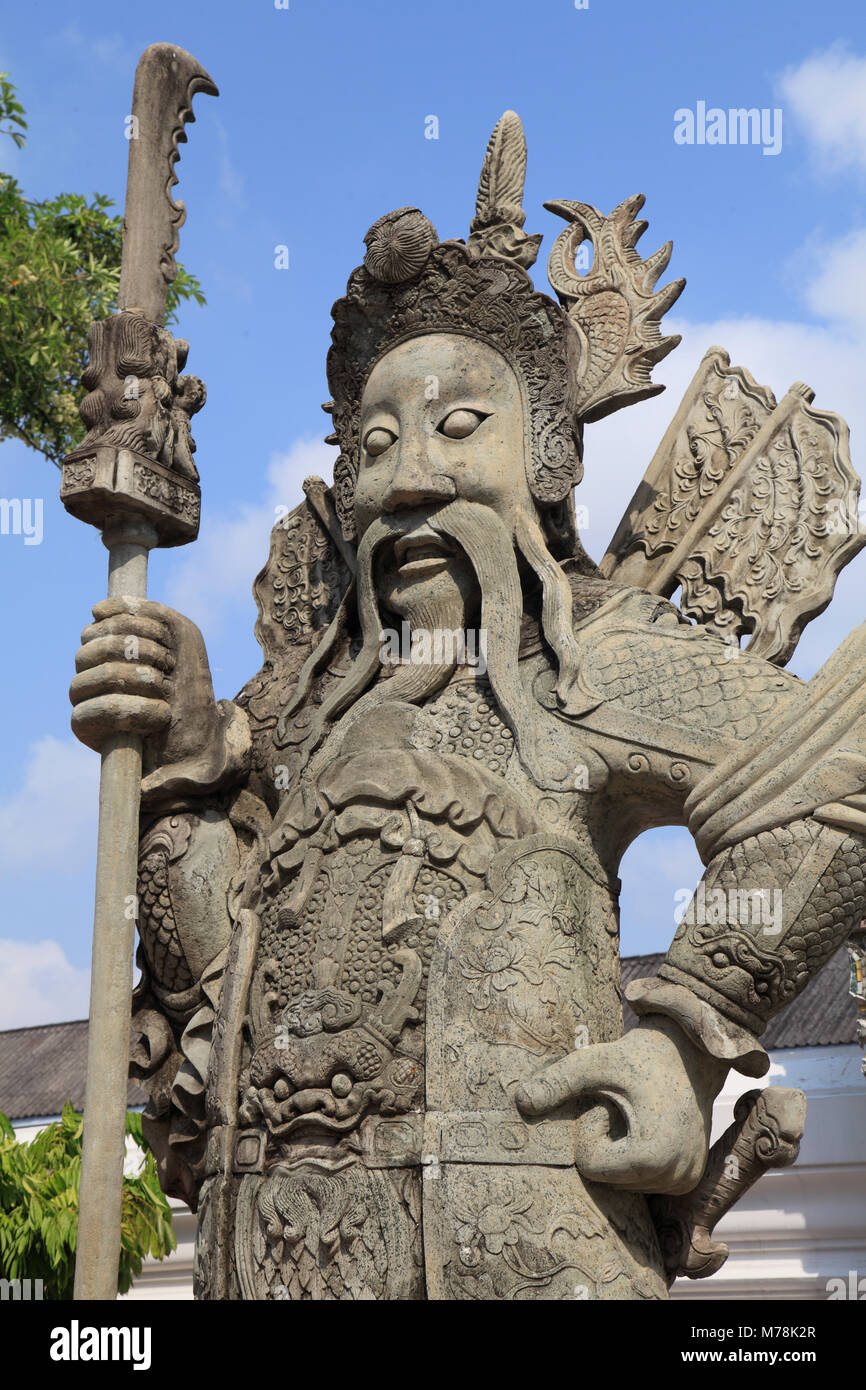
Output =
[{"x1": 0, "y1": 1020, "x2": 146, "y2": 1122}]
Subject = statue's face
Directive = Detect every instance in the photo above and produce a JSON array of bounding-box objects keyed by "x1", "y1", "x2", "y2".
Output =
[{"x1": 355, "y1": 334, "x2": 535, "y2": 616}]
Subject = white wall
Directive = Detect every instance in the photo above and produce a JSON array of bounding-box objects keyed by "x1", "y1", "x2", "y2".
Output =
[
  {"x1": 121, "y1": 1201, "x2": 196, "y2": 1301},
  {"x1": 673, "y1": 1044, "x2": 866, "y2": 1300}
]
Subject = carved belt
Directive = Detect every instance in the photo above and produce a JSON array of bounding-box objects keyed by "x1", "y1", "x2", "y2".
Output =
[
  {"x1": 422, "y1": 1110, "x2": 577, "y2": 1167},
  {"x1": 231, "y1": 1110, "x2": 578, "y2": 1174}
]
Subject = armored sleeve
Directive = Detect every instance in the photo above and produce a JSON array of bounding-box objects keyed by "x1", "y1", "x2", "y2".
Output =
[{"x1": 628, "y1": 620, "x2": 866, "y2": 1073}]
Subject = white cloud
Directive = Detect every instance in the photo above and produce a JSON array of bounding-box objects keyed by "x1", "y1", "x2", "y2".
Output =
[
  {"x1": 58, "y1": 22, "x2": 134, "y2": 74},
  {"x1": 0, "y1": 939, "x2": 90, "y2": 1029},
  {"x1": 0, "y1": 736, "x2": 98, "y2": 872},
  {"x1": 778, "y1": 44, "x2": 866, "y2": 174},
  {"x1": 217, "y1": 123, "x2": 244, "y2": 202},
  {"x1": 796, "y1": 227, "x2": 866, "y2": 331},
  {"x1": 92, "y1": 35, "x2": 135, "y2": 70},
  {"x1": 165, "y1": 436, "x2": 335, "y2": 635}
]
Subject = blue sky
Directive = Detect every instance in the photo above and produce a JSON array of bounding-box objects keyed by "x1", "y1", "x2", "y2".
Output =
[{"x1": 2, "y1": 0, "x2": 866, "y2": 1025}]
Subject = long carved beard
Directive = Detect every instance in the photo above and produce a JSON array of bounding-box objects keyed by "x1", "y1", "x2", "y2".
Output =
[{"x1": 282, "y1": 499, "x2": 583, "y2": 782}]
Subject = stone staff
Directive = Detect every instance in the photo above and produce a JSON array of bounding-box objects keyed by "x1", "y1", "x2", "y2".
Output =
[{"x1": 60, "y1": 43, "x2": 217, "y2": 1301}]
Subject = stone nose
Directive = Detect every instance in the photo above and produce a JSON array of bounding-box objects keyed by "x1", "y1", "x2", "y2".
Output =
[{"x1": 381, "y1": 444, "x2": 455, "y2": 513}]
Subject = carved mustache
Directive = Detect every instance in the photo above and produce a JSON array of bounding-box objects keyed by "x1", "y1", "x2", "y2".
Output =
[
  {"x1": 365, "y1": 512, "x2": 459, "y2": 568},
  {"x1": 392, "y1": 526, "x2": 456, "y2": 567}
]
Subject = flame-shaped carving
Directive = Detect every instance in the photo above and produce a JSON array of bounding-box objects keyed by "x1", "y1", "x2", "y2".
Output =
[{"x1": 545, "y1": 193, "x2": 685, "y2": 423}]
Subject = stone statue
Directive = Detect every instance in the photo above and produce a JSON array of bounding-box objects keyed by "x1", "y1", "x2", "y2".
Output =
[{"x1": 69, "y1": 110, "x2": 866, "y2": 1300}]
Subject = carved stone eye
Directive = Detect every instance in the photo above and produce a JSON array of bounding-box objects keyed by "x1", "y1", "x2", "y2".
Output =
[
  {"x1": 364, "y1": 426, "x2": 397, "y2": 457},
  {"x1": 437, "y1": 408, "x2": 488, "y2": 439}
]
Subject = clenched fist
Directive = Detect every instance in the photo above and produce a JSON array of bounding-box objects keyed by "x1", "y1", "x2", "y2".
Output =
[{"x1": 70, "y1": 598, "x2": 230, "y2": 795}]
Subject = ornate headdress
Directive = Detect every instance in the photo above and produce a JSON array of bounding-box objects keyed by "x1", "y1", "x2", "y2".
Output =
[{"x1": 325, "y1": 110, "x2": 685, "y2": 545}]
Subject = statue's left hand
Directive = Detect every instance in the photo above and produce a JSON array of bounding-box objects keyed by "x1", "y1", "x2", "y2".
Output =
[{"x1": 514, "y1": 1016, "x2": 728, "y2": 1195}]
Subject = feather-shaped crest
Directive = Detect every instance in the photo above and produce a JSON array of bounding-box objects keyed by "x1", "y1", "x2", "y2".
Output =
[
  {"x1": 545, "y1": 193, "x2": 685, "y2": 423},
  {"x1": 468, "y1": 110, "x2": 542, "y2": 270},
  {"x1": 474, "y1": 110, "x2": 528, "y2": 227}
]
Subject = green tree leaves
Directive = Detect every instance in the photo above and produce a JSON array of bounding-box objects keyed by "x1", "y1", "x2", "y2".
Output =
[
  {"x1": 0, "y1": 1101, "x2": 176, "y2": 1298},
  {"x1": 0, "y1": 72, "x2": 26, "y2": 149}
]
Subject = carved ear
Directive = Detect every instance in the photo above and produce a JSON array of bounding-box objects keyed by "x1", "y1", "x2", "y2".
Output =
[
  {"x1": 545, "y1": 194, "x2": 685, "y2": 423},
  {"x1": 467, "y1": 111, "x2": 542, "y2": 270}
]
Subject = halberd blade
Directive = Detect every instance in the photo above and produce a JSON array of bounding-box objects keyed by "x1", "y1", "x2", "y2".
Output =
[{"x1": 117, "y1": 43, "x2": 218, "y2": 324}]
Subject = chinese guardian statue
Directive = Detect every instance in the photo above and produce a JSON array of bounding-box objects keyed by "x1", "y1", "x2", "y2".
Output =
[{"x1": 70, "y1": 112, "x2": 866, "y2": 1299}]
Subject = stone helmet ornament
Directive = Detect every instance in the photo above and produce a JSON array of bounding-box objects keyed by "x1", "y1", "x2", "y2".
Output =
[{"x1": 325, "y1": 110, "x2": 685, "y2": 553}]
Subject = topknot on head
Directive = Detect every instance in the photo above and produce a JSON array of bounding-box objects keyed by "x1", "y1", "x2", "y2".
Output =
[{"x1": 363, "y1": 208, "x2": 438, "y2": 285}]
